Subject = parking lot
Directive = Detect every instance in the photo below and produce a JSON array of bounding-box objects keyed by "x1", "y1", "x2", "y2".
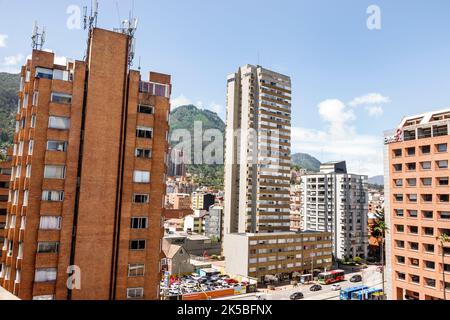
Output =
[{"x1": 160, "y1": 273, "x2": 253, "y2": 299}]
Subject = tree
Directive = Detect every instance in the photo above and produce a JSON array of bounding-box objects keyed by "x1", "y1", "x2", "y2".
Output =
[
  {"x1": 371, "y1": 209, "x2": 388, "y2": 298},
  {"x1": 437, "y1": 233, "x2": 450, "y2": 300}
]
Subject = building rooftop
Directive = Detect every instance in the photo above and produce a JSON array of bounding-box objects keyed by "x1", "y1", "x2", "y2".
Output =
[
  {"x1": 229, "y1": 230, "x2": 330, "y2": 237},
  {"x1": 399, "y1": 107, "x2": 450, "y2": 128}
]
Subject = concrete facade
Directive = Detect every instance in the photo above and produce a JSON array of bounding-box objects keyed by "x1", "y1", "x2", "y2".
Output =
[{"x1": 301, "y1": 161, "x2": 369, "y2": 260}]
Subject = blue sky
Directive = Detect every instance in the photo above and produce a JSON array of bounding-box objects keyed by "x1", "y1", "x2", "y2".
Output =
[{"x1": 2, "y1": 0, "x2": 450, "y2": 176}]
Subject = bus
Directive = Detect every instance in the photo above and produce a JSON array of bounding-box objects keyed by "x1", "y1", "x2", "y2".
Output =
[
  {"x1": 317, "y1": 270, "x2": 345, "y2": 285},
  {"x1": 339, "y1": 286, "x2": 368, "y2": 300},
  {"x1": 351, "y1": 288, "x2": 383, "y2": 300}
]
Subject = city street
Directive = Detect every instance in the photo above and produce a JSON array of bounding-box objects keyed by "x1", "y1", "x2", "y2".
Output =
[{"x1": 217, "y1": 266, "x2": 384, "y2": 301}]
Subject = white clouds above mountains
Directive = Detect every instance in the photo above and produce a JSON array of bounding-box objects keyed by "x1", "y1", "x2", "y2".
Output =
[{"x1": 0, "y1": 53, "x2": 24, "y2": 73}]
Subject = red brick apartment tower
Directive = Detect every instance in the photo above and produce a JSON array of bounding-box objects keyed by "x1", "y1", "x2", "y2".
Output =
[
  {"x1": 0, "y1": 27, "x2": 171, "y2": 300},
  {"x1": 0, "y1": 149, "x2": 12, "y2": 266},
  {"x1": 384, "y1": 109, "x2": 450, "y2": 300}
]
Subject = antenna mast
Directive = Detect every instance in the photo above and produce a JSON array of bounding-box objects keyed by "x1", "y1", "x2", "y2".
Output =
[
  {"x1": 113, "y1": 11, "x2": 138, "y2": 67},
  {"x1": 83, "y1": 0, "x2": 99, "y2": 31},
  {"x1": 31, "y1": 21, "x2": 46, "y2": 50}
]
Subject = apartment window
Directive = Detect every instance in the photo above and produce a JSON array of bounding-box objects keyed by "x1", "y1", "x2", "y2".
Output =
[
  {"x1": 436, "y1": 143, "x2": 448, "y2": 153},
  {"x1": 410, "y1": 275, "x2": 420, "y2": 284},
  {"x1": 39, "y1": 216, "x2": 62, "y2": 230},
  {"x1": 438, "y1": 194, "x2": 450, "y2": 203},
  {"x1": 133, "y1": 194, "x2": 149, "y2": 204},
  {"x1": 406, "y1": 178, "x2": 417, "y2": 187},
  {"x1": 35, "y1": 67, "x2": 53, "y2": 79},
  {"x1": 439, "y1": 212, "x2": 450, "y2": 220},
  {"x1": 397, "y1": 272, "x2": 406, "y2": 281},
  {"x1": 32, "y1": 91, "x2": 39, "y2": 106},
  {"x1": 28, "y1": 140, "x2": 34, "y2": 155},
  {"x1": 394, "y1": 194, "x2": 403, "y2": 202},
  {"x1": 406, "y1": 163, "x2": 416, "y2": 171},
  {"x1": 410, "y1": 258, "x2": 420, "y2": 267},
  {"x1": 393, "y1": 164, "x2": 402, "y2": 172},
  {"x1": 406, "y1": 147, "x2": 415, "y2": 156},
  {"x1": 42, "y1": 191, "x2": 64, "y2": 202},
  {"x1": 129, "y1": 240, "x2": 146, "y2": 251},
  {"x1": 424, "y1": 244, "x2": 435, "y2": 253},
  {"x1": 393, "y1": 149, "x2": 402, "y2": 157},
  {"x1": 395, "y1": 209, "x2": 404, "y2": 217},
  {"x1": 438, "y1": 177, "x2": 449, "y2": 186},
  {"x1": 408, "y1": 194, "x2": 417, "y2": 203},
  {"x1": 135, "y1": 148, "x2": 152, "y2": 159},
  {"x1": 51, "y1": 92, "x2": 72, "y2": 104},
  {"x1": 37, "y1": 242, "x2": 59, "y2": 254},
  {"x1": 396, "y1": 225, "x2": 405, "y2": 233},
  {"x1": 422, "y1": 211, "x2": 434, "y2": 219},
  {"x1": 423, "y1": 227, "x2": 434, "y2": 236},
  {"x1": 394, "y1": 179, "x2": 403, "y2": 187},
  {"x1": 52, "y1": 69, "x2": 70, "y2": 81},
  {"x1": 133, "y1": 170, "x2": 150, "y2": 183},
  {"x1": 44, "y1": 165, "x2": 66, "y2": 179},
  {"x1": 34, "y1": 268, "x2": 57, "y2": 283},
  {"x1": 425, "y1": 278, "x2": 436, "y2": 288},
  {"x1": 30, "y1": 114, "x2": 36, "y2": 128},
  {"x1": 422, "y1": 194, "x2": 433, "y2": 203},
  {"x1": 48, "y1": 116, "x2": 70, "y2": 130},
  {"x1": 47, "y1": 141, "x2": 67, "y2": 152},
  {"x1": 425, "y1": 261, "x2": 435, "y2": 270},
  {"x1": 409, "y1": 242, "x2": 419, "y2": 251},
  {"x1": 128, "y1": 264, "x2": 145, "y2": 277},
  {"x1": 136, "y1": 126, "x2": 153, "y2": 139},
  {"x1": 126, "y1": 287, "x2": 144, "y2": 299},
  {"x1": 437, "y1": 160, "x2": 449, "y2": 169},
  {"x1": 395, "y1": 240, "x2": 405, "y2": 248},
  {"x1": 33, "y1": 295, "x2": 55, "y2": 301},
  {"x1": 137, "y1": 104, "x2": 154, "y2": 114},
  {"x1": 421, "y1": 178, "x2": 432, "y2": 187},
  {"x1": 421, "y1": 161, "x2": 432, "y2": 170},
  {"x1": 130, "y1": 217, "x2": 148, "y2": 229},
  {"x1": 420, "y1": 145, "x2": 431, "y2": 154},
  {"x1": 396, "y1": 256, "x2": 406, "y2": 264},
  {"x1": 409, "y1": 226, "x2": 419, "y2": 234},
  {"x1": 408, "y1": 210, "x2": 418, "y2": 218},
  {"x1": 23, "y1": 190, "x2": 29, "y2": 206}
]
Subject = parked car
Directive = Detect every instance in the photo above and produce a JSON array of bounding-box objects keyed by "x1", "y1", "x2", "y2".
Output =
[
  {"x1": 331, "y1": 284, "x2": 341, "y2": 291},
  {"x1": 310, "y1": 284, "x2": 322, "y2": 292},
  {"x1": 290, "y1": 292, "x2": 304, "y2": 300},
  {"x1": 350, "y1": 275, "x2": 362, "y2": 283}
]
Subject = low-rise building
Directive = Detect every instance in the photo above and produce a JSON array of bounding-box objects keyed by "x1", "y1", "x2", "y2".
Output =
[
  {"x1": 223, "y1": 231, "x2": 333, "y2": 283},
  {"x1": 204, "y1": 206, "x2": 223, "y2": 241},
  {"x1": 162, "y1": 242, "x2": 194, "y2": 276},
  {"x1": 166, "y1": 193, "x2": 192, "y2": 210},
  {"x1": 164, "y1": 233, "x2": 221, "y2": 257},
  {"x1": 192, "y1": 192, "x2": 215, "y2": 210}
]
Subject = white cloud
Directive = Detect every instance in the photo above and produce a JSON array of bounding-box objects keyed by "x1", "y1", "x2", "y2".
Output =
[
  {"x1": 318, "y1": 99, "x2": 356, "y2": 137},
  {"x1": 207, "y1": 102, "x2": 223, "y2": 115},
  {"x1": 54, "y1": 56, "x2": 68, "y2": 65},
  {"x1": 0, "y1": 54, "x2": 24, "y2": 73},
  {"x1": 349, "y1": 93, "x2": 391, "y2": 107},
  {"x1": 293, "y1": 97, "x2": 385, "y2": 176},
  {"x1": 365, "y1": 105, "x2": 384, "y2": 117},
  {"x1": 0, "y1": 34, "x2": 7, "y2": 48},
  {"x1": 349, "y1": 93, "x2": 391, "y2": 118},
  {"x1": 171, "y1": 94, "x2": 192, "y2": 108}
]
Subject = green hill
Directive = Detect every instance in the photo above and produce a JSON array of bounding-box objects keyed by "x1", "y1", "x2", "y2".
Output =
[
  {"x1": 292, "y1": 153, "x2": 321, "y2": 172},
  {"x1": 0, "y1": 73, "x2": 20, "y2": 151}
]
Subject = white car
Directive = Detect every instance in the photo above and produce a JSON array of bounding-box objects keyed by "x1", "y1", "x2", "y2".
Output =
[{"x1": 331, "y1": 284, "x2": 341, "y2": 291}]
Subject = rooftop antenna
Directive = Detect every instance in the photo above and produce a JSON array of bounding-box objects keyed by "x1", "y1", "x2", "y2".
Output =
[
  {"x1": 83, "y1": 0, "x2": 99, "y2": 31},
  {"x1": 138, "y1": 56, "x2": 141, "y2": 71},
  {"x1": 31, "y1": 21, "x2": 46, "y2": 50},
  {"x1": 113, "y1": 9, "x2": 138, "y2": 67}
]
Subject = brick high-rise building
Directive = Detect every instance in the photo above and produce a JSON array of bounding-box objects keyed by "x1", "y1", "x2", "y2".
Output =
[
  {"x1": 384, "y1": 109, "x2": 450, "y2": 300},
  {"x1": 0, "y1": 27, "x2": 171, "y2": 300},
  {"x1": 0, "y1": 149, "x2": 12, "y2": 271}
]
